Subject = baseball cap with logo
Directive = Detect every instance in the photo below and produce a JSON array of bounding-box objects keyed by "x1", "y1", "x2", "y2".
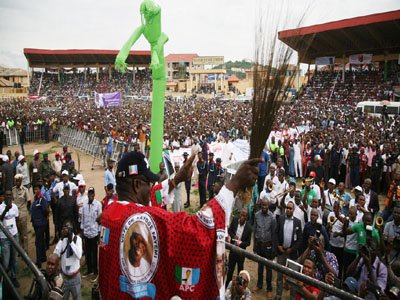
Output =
[{"x1": 116, "y1": 151, "x2": 159, "y2": 182}]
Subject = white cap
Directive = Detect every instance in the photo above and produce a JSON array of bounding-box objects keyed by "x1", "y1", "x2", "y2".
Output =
[
  {"x1": 354, "y1": 186, "x2": 363, "y2": 192},
  {"x1": 33, "y1": 149, "x2": 40, "y2": 156},
  {"x1": 328, "y1": 178, "x2": 336, "y2": 185},
  {"x1": 78, "y1": 180, "x2": 86, "y2": 187},
  {"x1": 61, "y1": 170, "x2": 69, "y2": 176},
  {"x1": 18, "y1": 155, "x2": 25, "y2": 162},
  {"x1": 73, "y1": 174, "x2": 84, "y2": 181},
  {"x1": 1, "y1": 155, "x2": 9, "y2": 162}
]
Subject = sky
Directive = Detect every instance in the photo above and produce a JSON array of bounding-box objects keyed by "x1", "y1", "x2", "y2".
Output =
[{"x1": 0, "y1": 0, "x2": 399, "y2": 69}]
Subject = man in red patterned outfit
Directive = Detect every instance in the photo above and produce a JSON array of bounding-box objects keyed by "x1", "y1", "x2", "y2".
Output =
[{"x1": 98, "y1": 150, "x2": 260, "y2": 299}]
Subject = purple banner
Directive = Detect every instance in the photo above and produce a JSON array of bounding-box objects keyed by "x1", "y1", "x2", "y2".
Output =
[{"x1": 102, "y1": 92, "x2": 121, "y2": 108}]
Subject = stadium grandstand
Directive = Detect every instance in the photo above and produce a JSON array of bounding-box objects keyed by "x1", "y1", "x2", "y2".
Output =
[
  {"x1": 24, "y1": 49, "x2": 152, "y2": 98},
  {"x1": 279, "y1": 9, "x2": 400, "y2": 102}
]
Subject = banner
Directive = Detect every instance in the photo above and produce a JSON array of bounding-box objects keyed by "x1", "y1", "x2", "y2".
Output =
[
  {"x1": 316, "y1": 56, "x2": 335, "y2": 66},
  {"x1": 95, "y1": 92, "x2": 121, "y2": 108},
  {"x1": 349, "y1": 53, "x2": 372, "y2": 65}
]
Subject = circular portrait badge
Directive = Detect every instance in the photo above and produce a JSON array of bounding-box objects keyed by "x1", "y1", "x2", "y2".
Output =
[{"x1": 120, "y1": 213, "x2": 160, "y2": 284}]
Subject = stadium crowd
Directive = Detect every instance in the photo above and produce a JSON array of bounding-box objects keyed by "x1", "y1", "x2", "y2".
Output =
[{"x1": 0, "y1": 66, "x2": 399, "y2": 299}]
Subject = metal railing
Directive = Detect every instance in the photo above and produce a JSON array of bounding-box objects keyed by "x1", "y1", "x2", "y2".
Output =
[
  {"x1": 57, "y1": 126, "x2": 136, "y2": 165},
  {"x1": 225, "y1": 243, "x2": 362, "y2": 300},
  {"x1": 0, "y1": 221, "x2": 49, "y2": 300}
]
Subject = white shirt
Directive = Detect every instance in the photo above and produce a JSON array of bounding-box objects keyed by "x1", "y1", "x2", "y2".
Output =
[
  {"x1": 16, "y1": 163, "x2": 30, "y2": 186},
  {"x1": 363, "y1": 190, "x2": 371, "y2": 208},
  {"x1": 76, "y1": 192, "x2": 88, "y2": 222},
  {"x1": 54, "y1": 235, "x2": 82, "y2": 275},
  {"x1": 293, "y1": 143, "x2": 301, "y2": 159},
  {"x1": 53, "y1": 181, "x2": 78, "y2": 198},
  {"x1": 235, "y1": 223, "x2": 245, "y2": 241},
  {"x1": 81, "y1": 200, "x2": 102, "y2": 239},
  {"x1": 263, "y1": 174, "x2": 279, "y2": 190},
  {"x1": 324, "y1": 189, "x2": 337, "y2": 208},
  {"x1": 52, "y1": 160, "x2": 62, "y2": 174},
  {"x1": 0, "y1": 203, "x2": 19, "y2": 238},
  {"x1": 327, "y1": 212, "x2": 345, "y2": 248},
  {"x1": 273, "y1": 179, "x2": 289, "y2": 195},
  {"x1": 283, "y1": 217, "x2": 294, "y2": 249},
  {"x1": 293, "y1": 206, "x2": 306, "y2": 230}
]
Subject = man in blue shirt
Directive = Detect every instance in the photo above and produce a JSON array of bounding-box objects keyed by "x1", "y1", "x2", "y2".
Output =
[
  {"x1": 31, "y1": 183, "x2": 49, "y2": 268},
  {"x1": 104, "y1": 159, "x2": 116, "y2": 194},
  {"x1": 257, "y1": 149, "x2": 270, "y2": 196}
]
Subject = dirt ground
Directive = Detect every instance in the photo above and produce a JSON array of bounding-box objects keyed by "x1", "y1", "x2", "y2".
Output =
[{"x1": 7, "y1": 141, "x2": 386, "y2": 299}]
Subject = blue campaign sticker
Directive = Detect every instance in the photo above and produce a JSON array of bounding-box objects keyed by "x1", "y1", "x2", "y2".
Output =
[{"x1": 120, "y1": 275, "x2": 156, "y2": 299}]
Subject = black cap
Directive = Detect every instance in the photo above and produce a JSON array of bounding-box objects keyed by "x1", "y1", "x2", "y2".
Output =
[
  {"x1": 106, "y1": 183, "x2": 114, "y2": 190},
  {"x1": 88, "y1": 187, "x2": 95, "y2": 193},
  {"x1": 209, "y1": 152, "x2": 214, "y2": 157},
  {"x1": 116, "y1": 151, "x2": 159, "y2": 182},
  {"x1": 183, "y1": 152, "x2": 189, "y2": 157},
  {"x1": 216, "y1": 158, "x2": 221, "y2": 162}
]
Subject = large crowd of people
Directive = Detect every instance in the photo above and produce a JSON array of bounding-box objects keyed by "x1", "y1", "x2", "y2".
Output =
[{"x1": 0, "y1": 65, "x2": 399, "y2": 299}]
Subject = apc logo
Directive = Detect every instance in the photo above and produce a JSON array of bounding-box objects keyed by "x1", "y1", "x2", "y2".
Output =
[{"x1": 175, "y1": 266, "x2": 200, "y2": 292}]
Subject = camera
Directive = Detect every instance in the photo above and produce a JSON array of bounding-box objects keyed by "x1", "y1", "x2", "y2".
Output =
[
  {"x1": 312, "y1": 229, "x2": 321, "y2": 247},
  {"x1": 393, "y1": 235, "x2": 400, "y2": 251},
  {"x1": 236, "y1": 276, "x2": 243, "y2": 286}
]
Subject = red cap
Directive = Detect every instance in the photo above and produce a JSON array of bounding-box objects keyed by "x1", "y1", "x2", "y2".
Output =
[{"x1": 309, "y1": 171, "x2": 317, "y2": 178}]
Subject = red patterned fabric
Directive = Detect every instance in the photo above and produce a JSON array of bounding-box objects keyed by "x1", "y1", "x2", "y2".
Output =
[{"x1": 99, "y1": 184, "x2": 225, "y2": 300}]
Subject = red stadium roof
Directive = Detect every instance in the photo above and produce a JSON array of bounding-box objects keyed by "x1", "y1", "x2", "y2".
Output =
[
  {"x1": 24, "y1": 48, "x2": 151, "y2": 68},
  {"x1": 278, "y1": 10, "x2": 400, "y2": 63}
]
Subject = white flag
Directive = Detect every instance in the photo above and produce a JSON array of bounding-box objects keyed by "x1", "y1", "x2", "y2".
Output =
[
  {"x1": 349, "y1": 54, "x2": 372, "y2": 65},
  {"x1": 316, "y1": 56, "x2": 335, "y2": 66},
  {"x1": 94, "y1": 92, "x2": 104, "y2": 108}
]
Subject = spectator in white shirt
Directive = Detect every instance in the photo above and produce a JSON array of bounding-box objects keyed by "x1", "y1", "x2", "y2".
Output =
[
  {"x1": 54, "y1": 220, "x2": 82, "y2": 300},
  {"x1": 16, "y1": 155, "x2": 30, "y2": 188},
  {"x1": 293, "y1": 139, "x2": 302, "y2": 178},
  {"x1": 263, "y1": 163, "x2": 279, "y2": 191},
  {"x1": 76, "y1": 180, "x2": 88, "y2": 227},
  {"x1": 52, "y1": 170, "x2": 77, "y2": 199},
  {"x1": 81, "y1": 187, "x2": 102, "y2": 281},
  {"x1": 0, "y1": 190, "x2": 20, "y2": 287},
  {"x1": 51, "y1": 152, "x2": 62, "y2": 177},
  {"x1": 274, "y1": 169, "x2": 289, "y2": 206}
]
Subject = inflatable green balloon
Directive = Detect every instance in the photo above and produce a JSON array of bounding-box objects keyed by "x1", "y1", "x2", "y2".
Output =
[{"x1": 115, "y1": 0, "x2": 168, "y2": 173}]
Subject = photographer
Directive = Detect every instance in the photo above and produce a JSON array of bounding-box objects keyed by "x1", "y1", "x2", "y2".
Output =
[
  {"x1": 345, "y1": 239, "x2": 387, "y2": 300},
  {"x1": 54, "y1": 219, "x2": 82, "y2": 300},
  {"x1": 383, "y1": 205, "x2": 400, "y2": 298},
  {"x1": 298, "y1": 235, "x2": 339, "y2": 286},
  {"x1": 225, "y1": 270, "x2": 252, "y2": 300}
]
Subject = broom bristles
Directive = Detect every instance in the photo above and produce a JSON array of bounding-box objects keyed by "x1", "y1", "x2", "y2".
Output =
[{"x1": 249, "y1": 4, "x2": 309, "y2": 159}]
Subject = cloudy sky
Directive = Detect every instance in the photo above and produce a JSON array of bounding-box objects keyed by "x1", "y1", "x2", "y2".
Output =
[{"x1": 0, "y1": 0, "x2": 399, "y2": 69}]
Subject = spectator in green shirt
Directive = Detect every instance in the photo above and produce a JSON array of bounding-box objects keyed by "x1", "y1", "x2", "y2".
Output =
[
  {"x1": 346, "y1": 212, "x2": 380, "y2": 255},
  {"x1": 301, "y1": 178, "x2": 317, "y2": 205}
]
